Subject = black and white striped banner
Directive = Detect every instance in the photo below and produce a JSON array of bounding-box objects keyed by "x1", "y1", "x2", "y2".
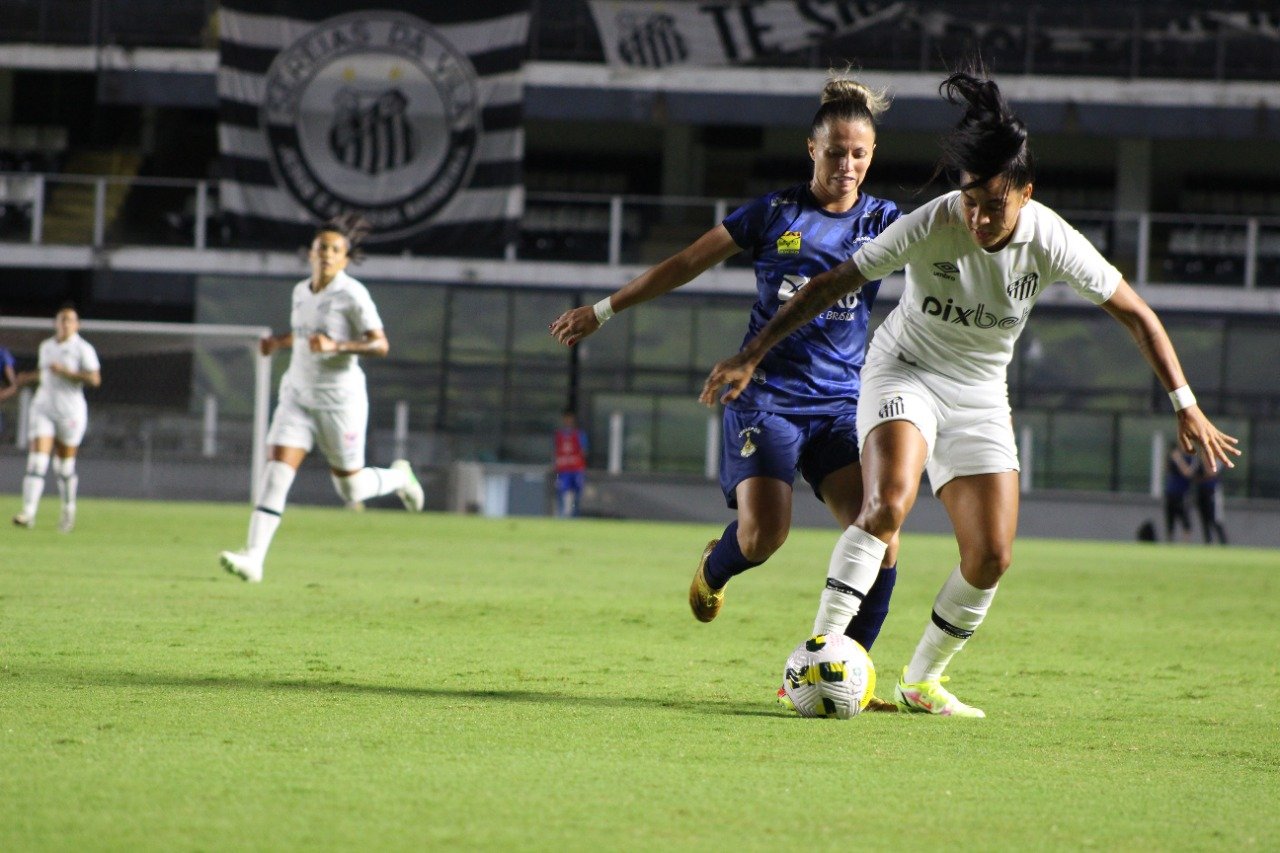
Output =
[{"x1": 218, "y1": 0, "x2": 529, "y2": 256}]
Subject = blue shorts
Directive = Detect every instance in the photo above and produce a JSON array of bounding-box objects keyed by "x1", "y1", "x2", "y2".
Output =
[
  {"x1": 719, "y1": 408, "x2": 861, "y2": 509},
  {"x1": 556, "y1": 471, "x2": 585, "y2": 494}
]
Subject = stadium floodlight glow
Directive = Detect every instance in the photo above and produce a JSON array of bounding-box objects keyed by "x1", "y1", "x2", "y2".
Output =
[{"x1": 0, "y1": 316, "x2": 272, "y2": 502}]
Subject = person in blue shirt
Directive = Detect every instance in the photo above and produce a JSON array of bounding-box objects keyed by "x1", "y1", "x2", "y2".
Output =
[
  {"x1": 1190, "y1": 454, "x2": 1228, "y2": 545},
  {"x1": 550, "y1": 75, "x2": 901, "y2": 707},
  {"x1": 0, "y1": 344, "x2": 16, "y2": 435},
  {"x1": 1164, "y1": 443, "x2": 1197, "y2": 542}
]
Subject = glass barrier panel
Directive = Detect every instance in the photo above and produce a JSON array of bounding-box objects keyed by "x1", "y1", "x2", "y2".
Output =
[
  {"x1": 0, "y1": 173, "x2": 41, "y2": 243},
  {"x1": 520, "y1": 194, "x2": 613, "y2": 263},
  {"x1": 108, "y1": 180, "x2": 203, "y2": 247},
  {"x1": 618, "y1": 197, "x2": 720, "y2": 266},
  {"x1": 1041, "y1": 411, "x2": 1116, "y2": 491},
  {"x1": 653, "y1": 396, "x2": 713, "y2": 474},
  {"x1": 1256, "y1": 224, "x2": 1280, "y2": 288},
  {"x1": 591, "y1": 393, "x2": 656, "y2": 473},
  {"x1": 1151, "y1": 218, "x2": 1248, "y2": 286}
]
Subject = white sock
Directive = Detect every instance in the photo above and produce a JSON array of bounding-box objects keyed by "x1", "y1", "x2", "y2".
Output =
[
  {"x1": 905, "y1": 566, "x2": 998, "y2": 683},
  {"x1": 812, "y1": 526, "x2": 888, "y2": 636},
  {"x1": 54, "y1": 456, "x2": 78, "y2": 508},
  {"x1": 21, "y1": 451, "x2": 50, "y2": 518},
  {"x1": 331, "y1": 466, "x2": 407, "y2": 504},
  {"x1": 246, "y1": 461, "x2": 296, "y2": 562}
]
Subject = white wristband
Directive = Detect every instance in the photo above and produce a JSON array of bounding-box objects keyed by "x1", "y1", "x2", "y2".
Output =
[
  {"x1": 1169, "y1": 385, "x2": 1196, "y2": 411},
  {"x1": 592, "y1": 297, "x2": 615, "y2": 325}
]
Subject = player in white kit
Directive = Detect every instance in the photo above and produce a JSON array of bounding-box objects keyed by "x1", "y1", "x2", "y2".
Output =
[
  {"x1": 219, "y1": 215, "x2": 424, "y2": 583},
  {"x1": 12, "y1": 306, "x2": 101, "y2": 532},
  {"x1": 702, "y1": 70, "x2": 1240, "y2": 717}
]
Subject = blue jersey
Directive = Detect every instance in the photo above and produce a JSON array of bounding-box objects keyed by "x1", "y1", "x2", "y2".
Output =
[{"x1": 721, "y1": 184, "x2": 899, "y2": 415}]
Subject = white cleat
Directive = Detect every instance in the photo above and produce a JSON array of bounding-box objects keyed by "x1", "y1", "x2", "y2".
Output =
[
  {"x1": 219, "y1": 550, "x2": 263, "y2": 583},
  {"x1": 12, "y1": 513, "x2": 34, "y2": 529},
  {"x1": 392, "y1": 459, "x2": 425, "y2": 512},
  {"x1": 58, "y1": 505, "x2": 76, "y2": 534}
]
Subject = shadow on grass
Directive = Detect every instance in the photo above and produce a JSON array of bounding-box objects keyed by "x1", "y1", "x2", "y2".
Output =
[{"x1": 24, "y1": 667, "x2": 794, "y2": 719}]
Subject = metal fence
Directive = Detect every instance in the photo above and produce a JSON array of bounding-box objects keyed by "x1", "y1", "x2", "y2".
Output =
[{"x1": 4, "y1": 172, "x2": 1280, "y2": 290}]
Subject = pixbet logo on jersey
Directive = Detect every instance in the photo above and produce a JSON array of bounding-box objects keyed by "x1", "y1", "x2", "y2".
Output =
[{"x1": 920, "y1": 296, "x2": 1028, "y2": 329}]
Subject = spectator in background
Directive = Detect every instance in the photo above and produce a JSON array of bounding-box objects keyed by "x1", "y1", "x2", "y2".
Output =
[
  {"x1": 1192, "y1": 457, "x2": 1228, "y2": 545},
  {"x1": 1164, "y1": 443, "x2": 1197, "y2": 543},
  {"x1": 0, "y1": 340, "x2": 18, "y2": 436},
  {"x1": 554, "y1": 409, "x2": 587, "y2": 518},
  {"x1": 12, "y1": 305, "x2": 101, "y2": 533},
  {"x1": 0, "y1": 341, "x2": 16, "y2": 399}
]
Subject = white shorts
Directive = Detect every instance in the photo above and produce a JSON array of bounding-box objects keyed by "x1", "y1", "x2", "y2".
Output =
[
  {"x1": 266, "y1": 390, "x2": 368, "y2": 471},
  {"x1": 856, "y1": 355, "x2": 1019, "y2": 495},
  {"x1": 28, "y1": 396, "x2": 88, "y2": 447}
]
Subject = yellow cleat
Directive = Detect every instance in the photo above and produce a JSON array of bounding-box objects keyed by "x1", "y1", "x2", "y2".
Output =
[
  {"x1": 688, "y1": 539, "x2": 724, "y2": 622},
  {"x1": 894, "y1": 667, "x2": 985, "y2": 717}
]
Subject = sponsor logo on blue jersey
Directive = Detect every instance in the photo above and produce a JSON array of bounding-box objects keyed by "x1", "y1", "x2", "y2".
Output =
[{"x1": 777, "y1": 274, "x2": 860, "y2": 321}]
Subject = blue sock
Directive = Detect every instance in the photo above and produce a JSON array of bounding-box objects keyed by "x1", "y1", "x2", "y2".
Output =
[
  {"x1": 702, "y1": 521, "x2": 764, "y2": 589},
  {"x1": 844, "y1": 565, "x2": 897, "y2": 651}
]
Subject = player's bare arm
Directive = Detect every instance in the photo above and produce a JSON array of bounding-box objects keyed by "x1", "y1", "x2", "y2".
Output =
[
  {"x1": 699, "y1": 257, "x2": 869, "y2": 406},
  {"x1": 309, "y1": 328, "x2": 389, "y2": 357},
  {"x1": 1100, "y1": 279, "x2": 1240, "y2": 472},
  {"x1": 259, "y1": 332, "x2": 293, "y2": 357},
  {"x1": 49, "y1": 363, "x2": 102, "y2": 388},
  {"x1": 550, "y1": 225, "x2": 740, "y2": 347}
]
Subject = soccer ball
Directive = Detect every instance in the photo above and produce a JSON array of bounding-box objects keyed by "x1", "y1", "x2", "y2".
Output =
[{"x1": 781, "y1": 634, "x2": 876, "y2": 719}]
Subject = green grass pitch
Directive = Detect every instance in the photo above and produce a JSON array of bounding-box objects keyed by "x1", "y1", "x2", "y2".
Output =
[{"x1": 2, "y1": 497, "x2": 1277, "y2": 850}]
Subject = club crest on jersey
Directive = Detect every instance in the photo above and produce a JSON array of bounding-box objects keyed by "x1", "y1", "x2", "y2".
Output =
[
  {"x1": 877, "y1": 395, "x2": 905, "y2": 419},
  {"x1": 738, "y1": 426, "x2": 761, "y2": 458},
  {"x1": 776, "y1": 231, "x2": 802, "y2": 254},
  {"x1": 1006, "y1": 272, "x2": 1040, "y2": 300}
]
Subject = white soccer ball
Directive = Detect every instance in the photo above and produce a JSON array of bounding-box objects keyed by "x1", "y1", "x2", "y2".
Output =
[{"x1": 782, "y1": 634, "x2": 876, "y2": 719}]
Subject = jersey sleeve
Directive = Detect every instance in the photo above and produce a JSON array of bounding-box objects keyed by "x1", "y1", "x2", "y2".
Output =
[
  {"x1": 1046, "y1": 211, "x2": 1123, "y2": 304},
  {"x1": 348, "y1": 284, "x2": 384, "y2": 335},
  {"x1": 721, "y1": 194, "x2": 770, "y2": 250},
  {"x1": 852, "y1": 195, "x2": 941, "y2": 282},
  {"x1": 80, "y1": 341, "x2": 101, "y2": 372}
]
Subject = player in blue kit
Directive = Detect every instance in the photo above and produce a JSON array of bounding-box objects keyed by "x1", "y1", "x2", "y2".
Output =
[{"x1": 550, "y1": 75, "x2": 902, "y2": 708}]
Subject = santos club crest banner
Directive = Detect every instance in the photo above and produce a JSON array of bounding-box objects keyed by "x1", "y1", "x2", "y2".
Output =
[{"x1": 218, "y1": 1, "x2": 529, "y2": 255}]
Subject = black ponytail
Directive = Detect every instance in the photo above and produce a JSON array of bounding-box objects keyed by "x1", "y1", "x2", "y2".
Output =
[
  {"x1": 315, "y1": 213, "x2": 370, "y2": 262},
  {"x1": 936, "y1": 70, "x2": 1034, "y2": 191}
]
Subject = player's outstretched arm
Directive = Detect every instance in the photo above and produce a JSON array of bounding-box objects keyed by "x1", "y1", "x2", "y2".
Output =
[
  {"x1": 259, "y1": 332, "x2": 293, "y2": 357},
  {"x1": 309, "y1": 328, "x2": 389, "y2": 357},
  {"x1": 700, "y1": 257, "x2": 869, "y2": 406},
  {"x1": 1100, "y1": 279, "x2": 1240, "y2": 473},
  {"x1": 549, "y1": 224, "x2": 740, "y2": 347}
]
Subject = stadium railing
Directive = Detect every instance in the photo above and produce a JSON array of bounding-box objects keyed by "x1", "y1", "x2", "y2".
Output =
[{"x1": 2, "y1": 171, "x2": 1279, "y2": 291}]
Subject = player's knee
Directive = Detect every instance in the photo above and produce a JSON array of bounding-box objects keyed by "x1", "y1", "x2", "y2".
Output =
[
  {"x1": 857, "y1": 489, "x2": 911, "y2": 538},
  {"x1": 963, "y1": 546, "x2": 1012, "y2": 584},
  {"x1": 736, "y1": 520, "x2": 787, "y2": 562}
]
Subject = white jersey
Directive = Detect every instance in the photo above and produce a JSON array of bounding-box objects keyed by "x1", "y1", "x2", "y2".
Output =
[
  {"x1": 32, "y1": 333, "x2": 100, "y2": 412},
  {"x1": 278, "y1": 270, "x2": 383, "y2": 409},
  {"x1": 853, "y1": 192, "x2": 1122, "y2": 383}
]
